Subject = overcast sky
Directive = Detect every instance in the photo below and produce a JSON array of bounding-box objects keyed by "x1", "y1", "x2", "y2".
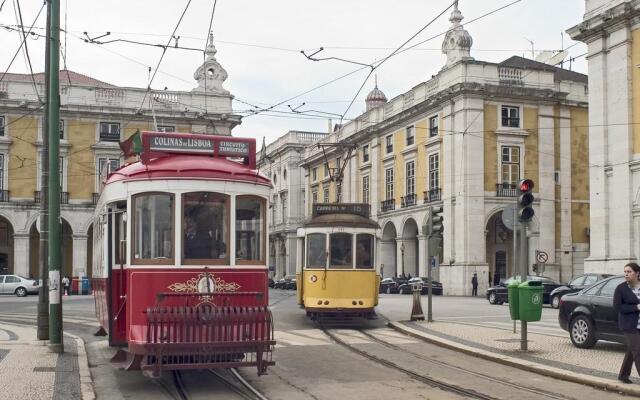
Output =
[{"x1": 0, "y1": 0, "x2": 588, "y2": 144}]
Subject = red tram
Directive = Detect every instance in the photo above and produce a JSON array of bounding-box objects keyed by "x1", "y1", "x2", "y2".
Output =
[{"x1": 92, "y1": 131, "x2": 275, "y2": 377}]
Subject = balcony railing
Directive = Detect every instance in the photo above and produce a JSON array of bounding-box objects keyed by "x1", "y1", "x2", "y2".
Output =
[
  {"x1": 0, "y1": 190, "x2": 9, "y2": 202},
  {"x1": 380, "y1": 199, "x2": 395, "y2": 212},
  {"x1": 35, "y1": 191, "x2": 69, "y2": 204},
  {"x1": 92, "y1": 193, "x2": 100, "y2": 205},
  {"x1": 424, "y1": 188, "x2": 441, "y2": 204},
  {"x1": 401, "y1": 193, "x2": 416, "y2": 208},
  {"x1": 496, "y1": 183, "x2": 518, "y2": 197}
]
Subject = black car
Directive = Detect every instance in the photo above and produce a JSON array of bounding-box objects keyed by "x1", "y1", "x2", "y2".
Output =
[
  {"x1": 549, "y1": 273, "x2": 613, "y2": 309},
  {"x1": 559, "y1": 275, "x2": 625, "y2": 348},
  {"x1": 398, "y1": 277, "x2": 443, "y2": 295},
  {"x1": 268, "y1": 278, "x2": 275, "y2": 289},
  {"x1": 379, "y1": 277, "x2": 407, "y2": 294},
  {"x1": 486, "y1": 275, "x2": 562, "y2": 305},
  {"x1": 273, "y1": 277, "x2": 293, "y2": 289}
]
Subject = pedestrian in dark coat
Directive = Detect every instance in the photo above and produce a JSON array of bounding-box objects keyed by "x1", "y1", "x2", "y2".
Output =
[
  {"x1": 493, "y1": 271, "x2": 501, "y2": 287},
  {"x1": 614, "y1": 262, "x2": 640, "y2": 384},
  {"x1": 471, "y1": 273, "x2": 478, "y2": 296}
]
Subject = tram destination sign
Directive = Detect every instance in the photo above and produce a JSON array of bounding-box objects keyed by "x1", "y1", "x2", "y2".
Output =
[
  {"x1": 312, "y1": 203, "x2": 370, "y2": 218},
  {"x1": 149, "y1": 135, "x2": 214, "y2": 153}
]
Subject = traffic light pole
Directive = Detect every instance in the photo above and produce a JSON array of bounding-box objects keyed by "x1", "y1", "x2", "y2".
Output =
[
  {"x1": 512, "y1": 206, "x2": 517, "y2": 334},
  {"x1": 520, "y1": 220, "x2": 528, "y2": 351},
  {"x1": 48, "y1": 0, "x2": 63, "y2": 353}
]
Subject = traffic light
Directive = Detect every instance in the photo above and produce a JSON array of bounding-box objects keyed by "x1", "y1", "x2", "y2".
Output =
[
  {"x1": 517, "y1": 178, "x2": 535, "y2": 222},
  {"x1": 431, "y1": 205, "x2": 444, "y2": 236}
]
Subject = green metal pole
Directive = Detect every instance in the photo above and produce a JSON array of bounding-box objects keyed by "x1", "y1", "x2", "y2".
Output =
[
  {"x1": 37, "y1": 0, "x2": 51, "y2": 341},
  {"x1": 48, "y1": 0, "x2": 62, "y2": 353}
]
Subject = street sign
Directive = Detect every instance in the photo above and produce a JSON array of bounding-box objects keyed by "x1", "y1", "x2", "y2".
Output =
[
  {"x1": 501, "y1": 204, "x2": 517, "y2": 231},
  {"x1": 430, "y1": 256, "x2": 439, "y2": 269},
  {"x1": 536, "y1": 251, "x2": 548, "y2": 263}
]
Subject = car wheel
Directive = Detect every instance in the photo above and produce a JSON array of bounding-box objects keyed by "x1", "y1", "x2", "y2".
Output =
[
  {"x1": 570, "y1": 315, "x2": 597, "y2": 349},
  {"x1": 488, "y1": 292, "x2": 497, "y2": 305},
  {"x1": 15, "y1": 287, "x2": 27, "y2": 297},
  {"x1": 551, "y1": 295, "x2": 560, "y2": 309}
]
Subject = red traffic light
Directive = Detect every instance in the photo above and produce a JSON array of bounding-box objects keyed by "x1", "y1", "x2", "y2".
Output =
[{"x1": 518, "y1": 179, "x2": 534, "y2": 193}]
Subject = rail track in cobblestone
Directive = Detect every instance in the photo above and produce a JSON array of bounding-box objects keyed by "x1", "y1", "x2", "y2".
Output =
[{"x1": 321, "y1": 326, "x2": 587, "y2": 400}]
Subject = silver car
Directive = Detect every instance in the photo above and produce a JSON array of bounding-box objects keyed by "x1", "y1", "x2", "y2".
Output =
[{"x1": 0, "y1": 275, "x2": 39, "y2": 297}]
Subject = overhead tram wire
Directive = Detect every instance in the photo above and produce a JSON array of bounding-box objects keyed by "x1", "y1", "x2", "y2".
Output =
[{"x1": 0, "y1": 1, "x2": 45, "y2": 85}]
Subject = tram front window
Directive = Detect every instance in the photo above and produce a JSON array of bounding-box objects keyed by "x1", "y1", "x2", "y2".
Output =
[
  {"x1": 133, "y1": 193, "x2": 173, "y2": 263},
  {"x1": 236, "y1": 196, "x2": 265, "y2": 264},
  {"x1": 183, "y1": 192, "x2": 228, "y2": 263},
  {"x1": 356, "y1": 234, "x2": 374, "y2": 269},
  {"x1": 330, "y1": 233, "x2": 352, "y2": 269},
  {"x1": 307, "y1": 233, "x2": 326, "y2": 268}
]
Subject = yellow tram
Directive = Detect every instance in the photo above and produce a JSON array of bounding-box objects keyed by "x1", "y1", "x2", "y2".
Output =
[{"x1": 296, "y1": 204, "x2": 380, "y2": 322}]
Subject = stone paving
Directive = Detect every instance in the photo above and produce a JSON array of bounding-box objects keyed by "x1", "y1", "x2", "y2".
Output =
[
  {"x1": 0, "y1": 321, "x2": 84, "y2": 400},
  {"x1": 406, "y1": 319, "x2": 627, "y2": 380}
]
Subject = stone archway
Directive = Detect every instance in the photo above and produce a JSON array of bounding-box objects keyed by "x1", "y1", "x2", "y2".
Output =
[
  {"x1": 401, "y1": 218, "x2": 419, "y2": 278},
  {"x1": 0, "y1": 216, "x2": 14, "y2": 275},
  {"x1": 485, "y1": 210, "x2": 515, "y2": 286},
  {"x1": 29, "y1": 218, "x2": 74, "y2": 279},
  {"x1": 381, "y1": 222, "x2": 397, "y2": 278}
]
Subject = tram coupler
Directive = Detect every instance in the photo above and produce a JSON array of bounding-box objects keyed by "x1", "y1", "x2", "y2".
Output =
[{"x1": 410, "y1": 284, "x2": 425, "y2": 321}]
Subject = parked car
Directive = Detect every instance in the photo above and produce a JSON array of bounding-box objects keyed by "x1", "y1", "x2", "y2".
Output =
[
  {"x1": 268, "y1": 278, "x2": 275, "y2": 289},
  {"x1": 486, "y1": 275, "x2": 561, "y2": 305},
  {"x1": 398, "y1": 277, "x2": 443, "y2": 295},
  {"x1": 0, "y1": 275, "x2": 39, "y2": 297},
  {"x1": 549, "y1": 273, "x2": 613, "y2": 309},
  {"x1": 559, "y1": 275, "x2": 625, "y2": 348},
  {"x1": 379, "y1": 277, "x2": 407, "y2": 294},
  {"x1": 283, "y1": 277, "x2": 297, "y2": 290}
]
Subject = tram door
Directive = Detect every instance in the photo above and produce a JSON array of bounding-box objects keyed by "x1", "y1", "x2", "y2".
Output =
[{"x1": 108, "y1": 204, "x2": 127, "y2": 346}]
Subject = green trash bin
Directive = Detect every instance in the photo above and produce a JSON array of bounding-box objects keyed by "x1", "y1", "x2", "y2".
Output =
[
  {"x1": 507, "y1": 279, "x2": 521, "y2": 320},
  {"x1": 518, "y1": 280, "x2": 544, "y2": 322}
]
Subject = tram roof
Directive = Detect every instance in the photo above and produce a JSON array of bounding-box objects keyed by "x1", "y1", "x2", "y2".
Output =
[
  {"x1": 105, "y1": 154, "x2": 271, "y2": 186},
  {"x1": 303, "y1": 213, "x2": 379, "y2": 229}
]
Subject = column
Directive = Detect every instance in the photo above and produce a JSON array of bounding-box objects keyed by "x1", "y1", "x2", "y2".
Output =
[
  {"x1": 418, "y1": 235, "x2": 428, "y2": 277},
  {"x1": 72, "y1": 235, "x2": 89, "y2": 277},
  {"x1": 13, "y1": 233, "x2": 30, "y2": 278}
]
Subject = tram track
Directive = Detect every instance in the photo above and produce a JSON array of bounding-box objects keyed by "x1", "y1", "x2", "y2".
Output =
[
  {"x1": 207, "y1": 368, "x2": 271, "y2": 400},
  {"x1": 321, "y1": 325, "x2": 592, "y2": 400},
  {"x1": 357, "y1": 329, "x2": 579, "y2": 400}
]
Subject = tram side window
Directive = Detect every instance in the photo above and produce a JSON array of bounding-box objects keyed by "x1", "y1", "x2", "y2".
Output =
[
  {"x1": 133, "y1": 193, "x2": 173, "y2": 263},
  {"x1": 183, "y1": 192, "x2": 228, "y2": 263},
  {"x1": 307, "y1": 233, "x2": 326, "y2": 268},
  {"x1": 330, "y1": 233, "x2": 353, "y2": 269},
  {"x1": 236, "y1": 196, "x2": 265, "y2": 264},
  {"x1": 355, "y1": 234, "x2": 374, "y2": 269}
]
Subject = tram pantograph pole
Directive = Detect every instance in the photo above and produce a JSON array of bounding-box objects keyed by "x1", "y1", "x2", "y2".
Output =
[
  {"x1": 37, "y1": 0, "x2": 51, "y2": 341},
  {"x1": 47, "y1": 0, "x2": 63, "y2": 353}
]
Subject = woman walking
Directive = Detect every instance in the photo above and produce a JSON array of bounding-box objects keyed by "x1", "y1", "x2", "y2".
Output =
[{"x1": 614, "y1": 262, "x2": 640, "y2": 384}]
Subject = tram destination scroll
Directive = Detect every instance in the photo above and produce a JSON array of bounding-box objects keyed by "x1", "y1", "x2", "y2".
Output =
[{"x1": 312, "y1": 203, "x2": 370, "y2": 218}]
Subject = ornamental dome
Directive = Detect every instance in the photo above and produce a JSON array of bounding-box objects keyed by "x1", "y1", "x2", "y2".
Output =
[{"x1": 365, "y1": 79, "x2": 388, "y2": 111}]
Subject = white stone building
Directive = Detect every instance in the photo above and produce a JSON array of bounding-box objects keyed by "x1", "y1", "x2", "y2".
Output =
[
  {"x1": 568, "y1": 0, "x2": 640, "y2": 274},
  {"x1": 257, "y1": 130, "x2": 328, "y2": 279}
]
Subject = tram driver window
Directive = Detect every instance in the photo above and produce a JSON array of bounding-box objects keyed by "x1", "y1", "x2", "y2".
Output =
[
  {"x1": 307, "y1": 233, "x2": 326, "y2": 268},
  {"x1": 133, "y1": 193, "x2": 173, "y2": 263},
  {"x1": 355, "y1": 234, "x2": 374, "y2": 269},
  {"x1": 330, "y1": 233, "x2": 353, "y2": 269},
  {"x1": 183, "y1": 192, "x2": 228, "y2": 263},
  {"x1": 236, "y1": 196, "x2": 265, "y2": 264}
]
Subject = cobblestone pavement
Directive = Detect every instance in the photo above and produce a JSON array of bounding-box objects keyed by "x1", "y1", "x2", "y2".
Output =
[
  {"x1": 0, "y1": 321, "x2": 84, "y2": 400},
  {"x1": 407, "y1": 319, "x2": 627, "y2": 380}
]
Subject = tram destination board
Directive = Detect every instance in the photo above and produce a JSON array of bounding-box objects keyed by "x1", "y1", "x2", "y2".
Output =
[
  {"x1": 312, "y1": 203, "x2": 370, "y2": 218},
  {"x1": 149, "y1": 135, "x2": 214, "y2": 153}
]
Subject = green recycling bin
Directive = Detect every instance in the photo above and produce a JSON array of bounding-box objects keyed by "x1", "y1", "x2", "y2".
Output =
[
  {"x1": 507, "y1": 279, "x2": 521, "y2": 320},
  {"x1": 518, "y1": 280, "x2": 544, "y2": 322}
]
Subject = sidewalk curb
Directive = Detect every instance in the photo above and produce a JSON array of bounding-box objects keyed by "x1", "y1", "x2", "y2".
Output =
[
  {"x1": 62, "y1": 331, "x2": 96, "y2": 400},
  {"x1": 388, "y1": 321, "x2": 640, "y2": 397}
]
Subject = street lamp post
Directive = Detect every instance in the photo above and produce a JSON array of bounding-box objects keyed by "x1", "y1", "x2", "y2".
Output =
[{"x1": 400, "y1": 242, "x2": 405, "y2": 277}]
